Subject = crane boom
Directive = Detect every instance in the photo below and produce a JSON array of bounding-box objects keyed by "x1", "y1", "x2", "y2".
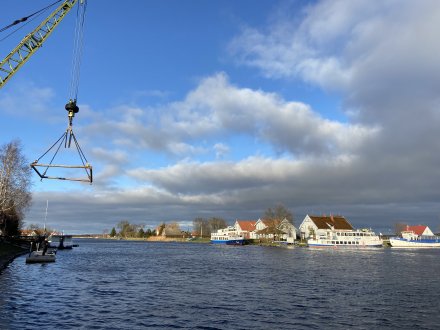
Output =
[{"x1": 0, "y1": 0, "x2": 78, "y2": 88}]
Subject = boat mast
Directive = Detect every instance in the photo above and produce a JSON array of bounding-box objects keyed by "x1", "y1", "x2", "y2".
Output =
[{"x1": 44, "y1": 200, "x2": 48, "y2": 233}]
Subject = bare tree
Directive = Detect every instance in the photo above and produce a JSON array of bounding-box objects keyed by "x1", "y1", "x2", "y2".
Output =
[
  {"x1": 193, "y1": 217, "x2": 210, "y2": 237},
  {"x1": 394, "y1": 222, "x2": 408, "y2": 235},
  {"x1": 116, "y1": 220, "x2": 138, "y2": 238},
  {"x1": 0, "y1": 140, "x2": 32, "y2": 235},
  {"x1": 264, "y1": 203, "x2": 294, "y2": 224},
  {"x1": 208, "y1": 217, "x2": 227, "y2": 232},
  {"x1": 163, "y1": 222, "x2": 182, "y2": 237}
]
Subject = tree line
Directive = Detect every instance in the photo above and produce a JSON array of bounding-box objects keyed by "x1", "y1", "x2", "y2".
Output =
[
  {"x1": 107, "y1": 220, "x2": 156, "y2": 239},
  {"x1": 106, "y1": 204, "x2": 294, "y2": 239},
  {"x1": 0, "y1": 140, "x2": 32, "y2": 236}
]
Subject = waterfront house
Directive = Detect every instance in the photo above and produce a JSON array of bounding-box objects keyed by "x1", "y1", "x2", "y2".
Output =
[
  {"x1": 254, "y1": 218, "x2": 280, "y2": 240},
  {"x1": 20, "y1": 229, "x2": 38, "y2": 237},
  {"x1": 299, "y1": 214, "x2": 353, "y2": 240},
  {"x1": 234, "y1": 220, "x2": 256, "y2": 239},
  {"x1": 278, "y1": 219, "x2": 299, "y2": 243},
  {"x1": 254, "y1": 218, "x2": 298, "y2": 242},
  {"x1": 404, "y1": 225, "x2": 435, "y2": 236},
  {"x1": 255, "y1": 218, "x2": 273, "y2": 232},
  {"x1": 256, "y1": 218, "x2": 285, "y2": 238}
]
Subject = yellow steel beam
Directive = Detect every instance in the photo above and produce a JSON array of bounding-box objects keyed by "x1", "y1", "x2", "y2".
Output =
[{"x1": 0, "y1": 0, "x2": 78, "y2": 88}]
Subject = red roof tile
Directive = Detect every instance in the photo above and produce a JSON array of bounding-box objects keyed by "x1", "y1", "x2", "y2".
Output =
[
  {"x1": 236, "y1": 220, "x2": 256, "y2": 232},
  {"x1": 406, "y1": 225, "x2": 427, "y2": 236},
  {"x1": 309, "y1": 215, "x2": 353, "y2": 230}
]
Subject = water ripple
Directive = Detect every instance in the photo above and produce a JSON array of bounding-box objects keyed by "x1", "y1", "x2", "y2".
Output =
[{"x1": 1, "y1": 240, "x2": 440, "y2": 329}]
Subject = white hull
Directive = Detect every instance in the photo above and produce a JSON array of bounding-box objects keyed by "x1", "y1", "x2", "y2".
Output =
[
  {"x1": 389, "y1": 238, "x2": 440, "y2": 248},
  {"x1": 307, "y1": 229, "x2": 383, "y2": 248},
  {"x1": 308, "y1": 240, "x2": 383, "y2": 248}
]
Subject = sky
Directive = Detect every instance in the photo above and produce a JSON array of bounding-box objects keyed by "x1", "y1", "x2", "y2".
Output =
[{"x1": 1, "y1": 0, "x2": 440, "y2": 234}]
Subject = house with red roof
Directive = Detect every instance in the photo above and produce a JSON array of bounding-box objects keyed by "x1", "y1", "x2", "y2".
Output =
[
  {"x1": 255, "y1": 218, "x2": 298, "y2": 242},
  {"x1": 299, "y1": 214, "x2": 354, "y2": 239},
  {"x1": 234, "y1": 220, "x2": 256, "y2": 239},
  {"x1": 404, "y1": 225, "x2": 434, "y2": 236}
]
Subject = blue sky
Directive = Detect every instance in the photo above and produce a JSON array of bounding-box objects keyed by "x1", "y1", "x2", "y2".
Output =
[{"x1": 1, "y1": 0, "x2": 440, "y2": 234}]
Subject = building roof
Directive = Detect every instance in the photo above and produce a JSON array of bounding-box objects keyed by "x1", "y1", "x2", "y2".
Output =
[
  {"x1": 406, "y1": 225, "x2": 428, "y2": 236},
  {"x1": 309, "y1": 215, "x2": 353, "y2": 230},
  {"x1": 235, "y1": 220, "x2": 256, "y2": 232},
  {"x1": 257, "y1": 227, "x2": 286, "y2": 235},
  {"x1": 263, "y1": 218, "x2": 281, "y2": 225}
]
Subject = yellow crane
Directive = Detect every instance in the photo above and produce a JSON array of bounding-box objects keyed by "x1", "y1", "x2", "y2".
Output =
[
  {"x1": 0, "y1": 0, "x2": 92, "y2": 183},
  {"x1": 0, "y1": 0, "x2": 79, "y2": 88}
]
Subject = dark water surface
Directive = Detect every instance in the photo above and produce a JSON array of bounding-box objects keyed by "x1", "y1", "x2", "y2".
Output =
[{"x1": 1, "y1": 239, "x2": 440, "y2": 329}]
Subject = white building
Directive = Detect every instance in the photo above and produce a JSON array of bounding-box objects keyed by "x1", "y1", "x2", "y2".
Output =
[
  {"x1": 254, "y1": 218, "x2": 298, "y2": 242},
  {"x1": 234, "y1": 220, "x2": 257, "y2": 239},
  {"x1": 404, "y1": 225, "x2": 435, "y2": 236},
  {"x1": 299, "y1": 214, "x2": 353, "y2": 240}
]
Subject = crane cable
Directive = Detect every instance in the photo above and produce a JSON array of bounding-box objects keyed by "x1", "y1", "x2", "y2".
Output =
[
  {"x1": 68, "y1": 0, "x2": 87, "y2": 103},
  {"x1": 0, "y1": 0, "x2": 62, "y2": 40}
]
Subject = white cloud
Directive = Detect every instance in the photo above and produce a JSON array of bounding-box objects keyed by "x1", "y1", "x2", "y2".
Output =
[
  {"x1": 83, "y1": 72, "x2": 376, "y2": 160},
  {"x1": 0, "y1": 82, "x2": 56, "y2": 118},
  {"x1": 22, "y1": 0, "x2": 440, "y2": 233},
  {"x1": 214, "y1": 143, "x2": 229, "y2": 159},
  {"x1": 229, "y1": 0, "x2": 440, "y2": 94}
]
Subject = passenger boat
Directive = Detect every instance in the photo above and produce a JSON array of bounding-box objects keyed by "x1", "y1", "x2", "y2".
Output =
[
  {"x1": 210, "y1": 233, "x2": 246, "y2": 245},
  {"x1": 25, "y1": 250, "x2": 56, "y2": 263},
  {"x1": 389, "y1": 231, "x2": 440, "y2": 248},
  {"x1": 210, "y1": 227, "x2": 246, "y2": 245},
  {"x1": 307, "y1": 229, "x2": 383, "y2": 248},
  {"x1": 48, "y1": 234, "x2": 74, "y2": 249}
]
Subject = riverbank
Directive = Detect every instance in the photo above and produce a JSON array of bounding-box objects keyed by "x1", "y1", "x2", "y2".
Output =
[
  {"x1": 0, "y1": 241, "x2": 28, "y2": 272},
  {"x1": 82, "y1": 236, "x2": 212, "y2": 243}
]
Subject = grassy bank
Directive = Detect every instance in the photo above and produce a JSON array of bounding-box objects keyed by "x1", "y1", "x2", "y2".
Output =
[{"x1": 0, "y1": 241, "x2": 28, "y2": 272}]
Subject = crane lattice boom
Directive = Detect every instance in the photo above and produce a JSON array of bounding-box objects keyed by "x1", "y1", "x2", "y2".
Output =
[{"x1": 0, "y1": 0, "x2": 78, "y2": 88}]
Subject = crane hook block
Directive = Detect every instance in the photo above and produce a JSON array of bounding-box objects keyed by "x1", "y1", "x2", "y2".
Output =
[{"x1": 65, "y1": 99, "x2": 79, "y2": 114}]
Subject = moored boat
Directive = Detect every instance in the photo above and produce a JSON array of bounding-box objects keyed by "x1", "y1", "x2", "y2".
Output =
[
  {"x1": 210, "y1": 226, "x2": 246, "y2": 245},
  {"x1": 307, "y1": 229, "x2": 383, "y2": 248},
  {"x1": 389, "y1": 231, "x2": 440, "y2": 248},
  {"x1": 210, "y1": 234, "x2": 246, "y2": 245}
]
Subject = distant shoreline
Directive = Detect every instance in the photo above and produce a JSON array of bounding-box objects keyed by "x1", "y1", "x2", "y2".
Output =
[{"x1": 74, "y1": 236, "x2": 211, "y2": 243}]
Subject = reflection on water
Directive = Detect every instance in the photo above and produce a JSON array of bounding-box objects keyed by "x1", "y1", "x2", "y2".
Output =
[{"x1": 1, "y1": 240, "x2": 440, "y2": 329}]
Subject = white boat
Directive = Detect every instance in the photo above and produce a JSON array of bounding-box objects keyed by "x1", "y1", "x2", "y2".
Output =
[
  {"x1": 48, "y1": 234, "x2": 74, "y2": 249},
  {"x1": 25, "y1": 250, "x2": 56, "y2": 263},
  {"x1": 389, "y1": 231, "x2": 440, "y2": 248},
  {"x1": 307, "y1": 229, "x2": 383, "y2": 248},
  {"x1": 211, "y1": 226, "x2": 246, "y2": 245}
]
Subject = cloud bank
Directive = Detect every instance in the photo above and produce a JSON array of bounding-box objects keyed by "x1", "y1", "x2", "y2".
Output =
[{"x1": 22, "y1": 0, "x2": 440, "y2": 233}]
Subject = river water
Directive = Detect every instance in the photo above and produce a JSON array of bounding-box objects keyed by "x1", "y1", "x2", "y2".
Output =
[{"x1": 1, "y1": 239, "x2": 440, "y2": 329}]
